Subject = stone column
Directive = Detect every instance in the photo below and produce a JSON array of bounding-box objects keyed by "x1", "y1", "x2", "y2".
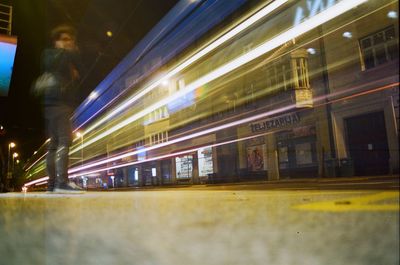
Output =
[{"x1": 266, "y1": 133, "x2": 280, "y2": 181}]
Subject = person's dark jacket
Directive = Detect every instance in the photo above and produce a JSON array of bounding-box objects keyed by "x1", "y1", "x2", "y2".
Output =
[{"x1": 40, "y1": 48, "x2": 83, "y2": 108}]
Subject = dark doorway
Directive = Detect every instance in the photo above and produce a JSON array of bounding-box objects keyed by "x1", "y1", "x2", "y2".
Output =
[
  {"x1": 345, "y1": 111, "x2": 390, "y2": 176},
  {"x1": 161, "y1": 160, "x2": 172, "y2": 185},
  {"x1": 276, "y1": 126, "x2": 318, "y2": 178}
]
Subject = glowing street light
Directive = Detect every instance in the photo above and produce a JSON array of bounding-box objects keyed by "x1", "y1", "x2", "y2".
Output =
[
  {"x1": 7, "y1": 142, "x2": 16, "y2": 179},
  {"x1": 12, "y1": 152, "x2": 19, "y2": 174}
]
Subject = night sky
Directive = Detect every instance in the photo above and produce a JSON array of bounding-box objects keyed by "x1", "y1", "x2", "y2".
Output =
[{"x1": 0, "y1": 0, "x2": 179, "y2": 161}]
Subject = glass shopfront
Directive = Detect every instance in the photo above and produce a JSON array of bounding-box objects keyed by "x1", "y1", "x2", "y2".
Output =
[
  {"x1": 276, "y1": 125, "x2": 318, "y2": 178},
  {"x1": 175, "y1": 155, "x2": 193, "y2": 180},
  {"x1": 198, "y1": 147, "x2": 214, "y2": 177}
]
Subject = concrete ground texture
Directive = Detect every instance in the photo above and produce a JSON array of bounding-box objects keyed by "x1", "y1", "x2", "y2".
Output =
[{"x1": 0, "y1": 177, "x2": 399, "y2": 265}]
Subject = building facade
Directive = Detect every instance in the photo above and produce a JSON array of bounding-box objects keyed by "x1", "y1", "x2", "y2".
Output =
[{"x1": 23, "y1": 0, "x2": 399, "y2": 190}]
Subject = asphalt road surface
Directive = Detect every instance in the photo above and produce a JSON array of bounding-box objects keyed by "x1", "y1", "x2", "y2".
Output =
[{"x1": 0, "y1": 179, "x2": 399, "y2": 265}]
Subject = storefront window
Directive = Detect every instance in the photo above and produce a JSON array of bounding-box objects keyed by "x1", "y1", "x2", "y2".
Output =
[
  {"x1": 247, "y1": 145, "x2": 267, "y2": 171},
  {"x1": 176, "y1": 155, "x2": 193, "y2": 179},
  {"x1": 277, "y1": 125, "x2": 317, "y2": 174},
  {"x1": 295, "y1": 142, "x2": 313, "y2": 165},
  {"x1": 198, "y1": 147, "x2": 214, "y2": 177},
  {"x1": 128, "y1": 166, "x2": 139, "y2": 186},
  {"x1": 279, "y1": 146, "x2": 289, "y2": 169}
]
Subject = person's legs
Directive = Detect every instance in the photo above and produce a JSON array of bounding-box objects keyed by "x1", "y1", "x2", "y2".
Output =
[
  {"x1": 46, "y1": 143, "x2": 57, "y2": 191},
  {"x1": 54, "y1": 108, "x2": 72, "y2": 187},
  {"x1": 45, "y1": 109, "x2": 58, "y2": 191},
  {"x1": 47, "y1": 106, "x2": 82, "y2": 193}
]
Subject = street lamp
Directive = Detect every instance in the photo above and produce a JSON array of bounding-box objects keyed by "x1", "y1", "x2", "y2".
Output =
[
  {"x1": 12, "y1": 152, "x2": 18, "y2": 168},
  {"x1": 7, "y1": 142, "x2": 16, "y2": 179},
  {"x1": 12, "y1": 152, "x2": 19, "y2": 178}
]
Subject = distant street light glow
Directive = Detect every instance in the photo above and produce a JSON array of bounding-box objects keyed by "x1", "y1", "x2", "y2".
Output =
[
  {"x1": 307, "y1": 48, "x2": 316, "y2": 54},
  {"x1": 342, "y1": 31, "x2": 353, "y2": 38},
  {"x1": 387, "y1": 11, "x2": 398, "y2": 19},
  {"x1": 89, "y1": 91, "x2": 98, "y2": 100},
  {"x1": 162, "y1": 79, "x2": 170, "y2": 86}
]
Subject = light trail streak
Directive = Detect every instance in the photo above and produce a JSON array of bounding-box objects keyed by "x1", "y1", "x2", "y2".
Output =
[
  {"x1": 24, "y1": 81, "x2": 398, "y2": 188},
  {"x1": 69, "y1": 130, "x2": 274, "y2": 179},
  {"x1": 68, "y1": 103, "x2": 295, "y2": 173},
  {"x1": 34, "y1": 181, "x2": 48, "y2": 186},
  {"x1": 78, "y1": 0, "x2": 288, "y2": 136},
  {"x1": 67, "y1": 80, "x2": 398, "y2": 177},
  {"x1": 69, "y1": 0, "x2": 368, "y2": 155},
  {"x1": 24, "y1": 177, "x2": 49, "y2": 187},
  {"x1": 24, "y1": 153, "x2": 46, "y2": 172},
  {"x1": 24, "y1": 138, "x2": 50, "y2": 171},
  {"x1": 23, "y1": 1, "x2": 400, "y2": 188},
  {"x1": 314, "y1": 82, "x2": 399, "y2": 107}
]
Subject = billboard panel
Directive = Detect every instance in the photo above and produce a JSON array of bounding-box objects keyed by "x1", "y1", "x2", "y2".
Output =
[{"x1": 0, "y1": 34, "x2": 17, "y2": 96}]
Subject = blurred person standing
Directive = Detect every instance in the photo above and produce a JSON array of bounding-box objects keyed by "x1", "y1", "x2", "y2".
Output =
[{"x1": 39, "y1": 25, "x2": 83, "y2": 193}]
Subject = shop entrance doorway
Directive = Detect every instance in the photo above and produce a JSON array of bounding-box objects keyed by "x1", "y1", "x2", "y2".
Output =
[
  {"x1": 276, "y1": 125, "x2": 318, "y2": 178},
  {"x1": 345, "y1": 111, "x2": 389, "y2": 176}
]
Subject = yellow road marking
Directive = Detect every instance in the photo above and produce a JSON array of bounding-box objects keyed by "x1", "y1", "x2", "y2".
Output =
[{"x1": 294, "y1": 191, "x2": 399, "y2": 212}]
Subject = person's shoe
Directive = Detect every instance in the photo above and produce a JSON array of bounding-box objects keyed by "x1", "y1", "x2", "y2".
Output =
[
  {"x1": 67, "y1": 182, "x2": 83, "y2": 190},
  {"x1": 54, "y1": 182, "x2": 84, "y2": 194}
]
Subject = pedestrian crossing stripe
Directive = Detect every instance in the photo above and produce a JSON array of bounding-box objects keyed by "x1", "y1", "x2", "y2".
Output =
[{"x1": 294, "y1": 192, "x2": 399, "y2": 212}]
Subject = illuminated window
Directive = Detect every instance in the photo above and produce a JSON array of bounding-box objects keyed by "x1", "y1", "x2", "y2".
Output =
[
  {"x1": 244, "y1": 83, "x2": 255, "y2": 108},
  {"x1": 133, "y1": 139, "x2": 145, "y2": 149},
  {"x1": 264, "y1": 58, "x2": 293, "y2": 92},
  {"x1": 145, "y1": 106, "x2": 169, "y2": 125},
  {"x1": 176, "y1": 155, "x2": 193, "y2": 179},
  {"x1": 359, "y1": 25, "x2": 398, "y2": 70},
  {"x1": 149, "y1": 131, "x2": 168, "y2": 146},
  {"x1": 290, "y1": 49, "x2": 310, "y2": 90}
]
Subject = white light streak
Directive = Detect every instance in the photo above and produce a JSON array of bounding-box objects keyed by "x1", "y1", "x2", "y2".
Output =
[
  {"x1": 24, "y1": 153, "x2": 47, "y2": 172},
  {"x1": 69, "y1": 80, "x2": 398, "y2": 176},
  {"x1": 34, "y1": 181, "x2": 48, "y2": 186},
  {"x1": 88, "y1": 92, "x2": 98, "y2": 100},
  {"x1": 70, "y1": 130, "x2": 273, "y2": 178},
  {"x1": 70, "y1": 0, "x2": 367, "y2": 155},
  {"x1": 38, "y1": 79, "x2": 400, "y2": 183},
  {"x1": 24, "y1": 177, "x2": 49, "y2": 187},
  {"x1": 80, "y1": 0, "x2": 288, "y2": 136},
  {"x1": 69, "y1": 101, "x2": 294, "y2": 174}
]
